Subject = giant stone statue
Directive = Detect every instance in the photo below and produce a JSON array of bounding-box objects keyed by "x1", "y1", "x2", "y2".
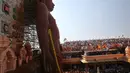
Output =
[{"x1": 36, "y1": 0, "x2": 62, "y2": 73}]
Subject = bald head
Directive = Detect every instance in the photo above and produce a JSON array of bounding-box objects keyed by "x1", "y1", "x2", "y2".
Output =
[
  {"x1": 25, "y1": 42, "x2": 31, "y2": 49},
  {"x1": 37, "y1": 0, "x2": 55, "y2": 11}
]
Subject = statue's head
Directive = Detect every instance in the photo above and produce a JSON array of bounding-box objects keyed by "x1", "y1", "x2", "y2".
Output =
[
  {"x1": 25, "y1": 42, "x2": 31, "y2": 49},
  {"x1": 45, "y1": 0, "x2": 55, "y2": 11},
  {"x1": 38, "y1": 0, "x2": 55, "y2": 11}
]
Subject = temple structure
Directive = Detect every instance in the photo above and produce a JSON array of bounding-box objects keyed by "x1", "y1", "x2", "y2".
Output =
[
  {"x1": 0, "y1": 0, "x2": 33, "y2": 73},
  {"x1": 0, "y1": 0, "x2": 130, "y2": 73}
]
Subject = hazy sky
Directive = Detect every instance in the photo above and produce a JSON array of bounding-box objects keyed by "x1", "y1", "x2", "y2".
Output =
[{"x1": 51, "y1": 0, "x2": 130, "y2": 42}]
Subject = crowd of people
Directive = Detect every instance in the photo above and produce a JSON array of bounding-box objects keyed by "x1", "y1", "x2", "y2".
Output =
[
  {"x1": 63, "y1": 63, "x2": 129, "y2": 73},
  {"x1": 62, "y1": 38, "x2": 130, "y2": 52}
]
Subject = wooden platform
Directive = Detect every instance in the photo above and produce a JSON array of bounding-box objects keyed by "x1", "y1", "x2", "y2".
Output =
[
  {"x1": 62, "y1": 58, "x2": 81, "y2": 64},
  {"x1": 81, "y1": 54, "x2": 125, "y2": 63},
  {"x1": 62, "y1": 54, "x2": 127, "y2": 64}
]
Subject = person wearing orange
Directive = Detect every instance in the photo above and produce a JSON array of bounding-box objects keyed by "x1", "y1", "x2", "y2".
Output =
[
  {"x1": 97, "y1": 44, "x2": 101, "y2": 50},
  {"x1": 102, "y1": 43, "x2": 107, "y2": 51}
]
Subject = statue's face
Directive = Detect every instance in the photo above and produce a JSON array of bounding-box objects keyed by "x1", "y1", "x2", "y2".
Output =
[{"x1": 45, "y1": 0, "x2": 55, "y2": 11}]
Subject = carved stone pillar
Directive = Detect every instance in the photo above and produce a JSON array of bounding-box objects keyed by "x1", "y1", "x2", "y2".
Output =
[
  {"x1": 0, "y1": 60, "x2": 3, "y2": 73},
  {"x1": 13, "y1": 57, "x2": 17, "y2": 70}
]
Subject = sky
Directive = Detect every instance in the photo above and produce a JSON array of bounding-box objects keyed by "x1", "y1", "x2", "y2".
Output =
[{"x1": 51, "y1": 0, "x2": 130, "y2": 43}]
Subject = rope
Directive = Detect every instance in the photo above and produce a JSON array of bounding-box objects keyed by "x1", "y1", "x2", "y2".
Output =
[{"x1": 48, "y1": 29, "x2": 62, "y2": 73}]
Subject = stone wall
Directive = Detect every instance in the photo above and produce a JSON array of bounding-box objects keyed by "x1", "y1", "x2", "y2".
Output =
[{"x1": 0, "y1": 0, "x2": 27, "y2": 73}]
